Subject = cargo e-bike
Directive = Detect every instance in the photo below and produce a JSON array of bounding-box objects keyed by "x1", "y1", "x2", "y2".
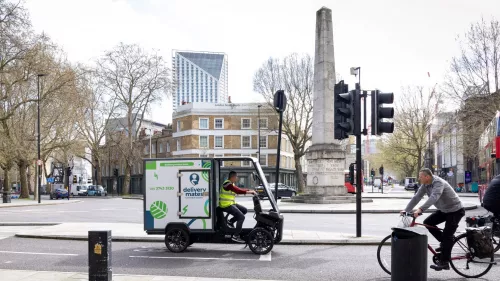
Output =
[{"x1": 143, "y1": 157, "x2": 284, "y2": 255}]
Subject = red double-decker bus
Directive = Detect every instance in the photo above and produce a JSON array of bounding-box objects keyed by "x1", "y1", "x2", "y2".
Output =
[{"x1": 478, "y1": 111, "x2": 500, "y2": 203}]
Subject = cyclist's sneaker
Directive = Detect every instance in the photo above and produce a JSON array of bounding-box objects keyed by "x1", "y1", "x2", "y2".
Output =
[
  {"x1": 435, "y1": 247, "x2": 442, "y2": 252},
  {"x1": 430, "y1": 261, "x2": 450, "y2": 271}
]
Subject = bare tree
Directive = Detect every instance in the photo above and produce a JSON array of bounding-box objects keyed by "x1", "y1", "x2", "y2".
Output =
[
  {"x1": 377, "y1": 86, "x2": 442, "y2": 177},
  {"x1": 97, "y1": 43, "x2": 170, "y2": 195},
  {"x1": 443, "y1": 17, "x2": 500, "y2": 174},
  {"x1": 74, "y1": 67, "x2": 118, "y2": 185},
  {"x1": 253, "y1": 53, "x2": 313, "y2": 193}
]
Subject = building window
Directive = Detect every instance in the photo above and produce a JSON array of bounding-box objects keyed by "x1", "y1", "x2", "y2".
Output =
[
  {"x1": 241, "y1": 154, "x2": 251, "y2": 167},
  {"x1": 241, "y1": 118, "x2": 251, "y2": 129},
  {"x1": 159, "y1": 143, "x2": 164, "y2": 153},
  {"x1": 176, "y1": 121, "x2": 181, "y2": 132},
  {"x1": 214, "y1": 154, "x2": 224, "y2": 167},
  {"x1": 152, "y1": 143, "x2": 156, "y2": 154},
  {"x1": 200, "y1": 136, "x2": 209, "y2": 148},
  {"x1": 215, "y1": 136, "x2": 223, "y2": 148},
  {"x1": 177, "y1": 139, "x2": 181, "y2": 151},
  {"x1": 199, "y1": 118, "x2": 209, "y2": 129},
  {"x1": 166, "y1": 142, "x2": 170, "y2": 152},
  {"x1": 241, "y1": 136, "x2": 251, "y2": 148},
  {"x1": 259, "y1": 118, "x2": 268, "y2": 129},
  {"x1": 144, "y1": 144, "x2": 149, "y2": 155},
  {"x1": 259, "y1": 136, "x2": 268, "y2": 148},
  {"x1": 214, "y1": 118, "x2": 224, "y2": 129},
  {"x1": 259, "y1": 154, "x2": 268, "y2": 166}
]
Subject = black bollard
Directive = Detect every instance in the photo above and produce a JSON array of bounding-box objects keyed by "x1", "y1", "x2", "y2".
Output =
[{"x1": 88, "y1": 230, "x2": 112, "y2": 281}]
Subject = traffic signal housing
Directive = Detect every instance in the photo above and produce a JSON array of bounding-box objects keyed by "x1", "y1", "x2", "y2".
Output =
[
  {"x1": 371, "y1": 90, "x2": 394, "y2": 135},
  {"x1": 113, "y1": 168, "x2": 119, "y2": 177},
  {"x1": 334, "y1": 81, "x2": 354, "y2": 140}
]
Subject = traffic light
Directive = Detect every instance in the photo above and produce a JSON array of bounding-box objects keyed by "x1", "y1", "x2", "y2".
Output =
[
  {"x1": 370, "y1": 169, "x2": 375, "y2": 177},
  {"x1": 113, "y1": 168, "x2": 119, "y2": 177},
  {"x1": 73, "y1": 175, "x2": 77, "y2": 183},
  {"x1": 371, "y1": 90, "x2": 394, "y2": 135},
  {"x1": 379, "y1": 165, "x2": 384, "y2": 175},
  {"x1": 334, "y1": 80, "x2": 354, "y2": 140}
]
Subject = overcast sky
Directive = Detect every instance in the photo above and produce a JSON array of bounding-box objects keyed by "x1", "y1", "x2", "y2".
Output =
[{"x1": 25, "y1": 0, "x2": 500, "y2": 125}]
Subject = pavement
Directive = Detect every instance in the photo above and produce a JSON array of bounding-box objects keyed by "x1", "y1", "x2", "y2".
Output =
[
  {"x1": 13, "y1": 222, "x2": 384, "y2": 245},
  {"x1": 0, "y1": 269, "x2": 279, "y2": 281},
  {"x1": 0, "y1": 199, "x2": 80, "y2": 208}
]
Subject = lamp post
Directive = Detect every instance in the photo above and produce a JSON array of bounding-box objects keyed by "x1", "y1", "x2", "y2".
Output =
[
  {"x1": 37, "y1": 74, "x2": 46, "y2": 204},
  {"x1": 258, "y1": 104, "x2": 262, "y2": 163}
]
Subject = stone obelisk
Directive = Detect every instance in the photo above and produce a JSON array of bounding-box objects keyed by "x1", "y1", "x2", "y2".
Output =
[{"x1": 304, "y1": 7, "x2": 349, "y2": 199}]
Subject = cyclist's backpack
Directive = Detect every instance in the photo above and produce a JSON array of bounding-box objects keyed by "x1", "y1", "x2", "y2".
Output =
[{"x1": 466, "y1": 227, "x2": 494, "y2": 259}]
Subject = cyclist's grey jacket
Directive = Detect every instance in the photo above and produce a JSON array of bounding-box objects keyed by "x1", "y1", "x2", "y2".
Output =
[{"x1": 405, "y1": 176, "x2": 463, "y2": 213}]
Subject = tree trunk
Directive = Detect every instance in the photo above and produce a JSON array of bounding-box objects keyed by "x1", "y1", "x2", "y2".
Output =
[
  {"x1": 27, "y1": 164, "x2": 33, "y2": 194},
  {"x1": 95, "y1": 159, "x2": 102, "y2": 185},
  {"x1": 122, "y1": 162, "x2": 131, "y2": 195},
  {"x1": 294, "y1": 156, "x2": 305, "y2": 193},
  {"x1": 18, "y1": 160, "x2": 29, "y2": 198},
  {"x1": 3, "y1": 167, "x2": 11, "y2": 193}
]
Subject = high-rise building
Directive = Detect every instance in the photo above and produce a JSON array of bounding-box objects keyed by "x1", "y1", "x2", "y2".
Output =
[{"x1": 172, "y1": 50, "x2": 228, "y2": 111}]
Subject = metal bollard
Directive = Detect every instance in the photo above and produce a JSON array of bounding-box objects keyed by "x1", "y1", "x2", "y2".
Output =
[{"x1": 88, "y1": 230, "x2": 112, "y2": 281}]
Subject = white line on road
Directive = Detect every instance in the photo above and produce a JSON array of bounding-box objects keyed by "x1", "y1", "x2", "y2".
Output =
[
  {"x1": 0, "y1": 237, "x2": 8, "y2": 240},
  {"x1": 259, "y1": 252, "x2": 272, "y2": 261},
  {"x1": 130, "y1": 255, "x2": 265, "y2": 261},
  {"x1": 0, "y1": 251, "x2": 78, "y2": 256}
]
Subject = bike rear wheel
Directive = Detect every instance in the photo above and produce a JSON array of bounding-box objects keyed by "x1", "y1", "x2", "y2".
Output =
[
  {"x1": 449, "y1": 233, "x2": 494, "y2": 278},
  {"x1": 377, "y1": 234, "x2": 392, "y2": 275}
]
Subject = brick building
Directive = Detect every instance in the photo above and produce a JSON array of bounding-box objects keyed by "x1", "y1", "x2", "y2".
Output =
[{"x1": 100, "y1": 102, "x2": 299, "y2": 194}]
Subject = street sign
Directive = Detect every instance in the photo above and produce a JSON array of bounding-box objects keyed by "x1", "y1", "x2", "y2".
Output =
[{"x1": 37, "y1": 159, "x2": 42, "y2": 166}]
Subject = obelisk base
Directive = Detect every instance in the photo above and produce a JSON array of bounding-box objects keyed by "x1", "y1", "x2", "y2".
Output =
[{"x1": 305, "y1": 144, "x2": 347, "y2": 195}]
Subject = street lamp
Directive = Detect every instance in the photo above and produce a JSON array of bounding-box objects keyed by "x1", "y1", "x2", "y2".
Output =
[
  {"x1": 37, "y1": 73, "x2": 46, "y2": 204},
  {"x1": 258, "y1": 104, "x2": 262, "y2": 163}
]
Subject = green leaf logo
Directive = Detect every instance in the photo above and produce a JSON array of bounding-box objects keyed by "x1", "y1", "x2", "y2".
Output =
[
  {"x1": 150, "y1": 201, "x2": 168, "y2": 219},
  {"x1": 154, "y1": 172, "x2": 158, "y2": 180}
]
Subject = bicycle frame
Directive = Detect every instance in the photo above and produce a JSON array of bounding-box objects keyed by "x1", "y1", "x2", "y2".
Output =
[{"x1": 407, "y1": 216, "x2": 468, "y2": 261}]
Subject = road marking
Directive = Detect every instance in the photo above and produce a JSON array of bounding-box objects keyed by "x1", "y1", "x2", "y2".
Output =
[
  {"x1": 259, "y1": 252, "x2": 272, "y2": 261},
  {"x1": 0, "y1": 251, "x2": 78, "y2": 256},
  {"x1": 4, "y1": 261, "x2": 12, "y2": 264},
  {"x1": 130, "y1": 255, "x2": 264, "y2": 261},
  {"x1": 0, "y1": 236, "x2": 8, "y2": 240}
]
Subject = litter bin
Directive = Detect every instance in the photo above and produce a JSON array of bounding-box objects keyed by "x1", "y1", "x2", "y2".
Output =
[{"x1": 391, "y1": 227, "x2": 427, "y2": 281}]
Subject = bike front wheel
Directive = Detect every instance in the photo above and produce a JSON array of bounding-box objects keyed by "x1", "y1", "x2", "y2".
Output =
[
  {"x1": 449, "y1": 233, "x2": 494, "y2": 278},
  {"x1": 377, "y1": 234, "x2": 392, "y2": 275}
]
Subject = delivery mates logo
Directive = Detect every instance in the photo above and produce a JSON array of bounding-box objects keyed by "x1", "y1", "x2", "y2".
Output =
[{"x1": 183, "y1": 186, "x2": 208, "y2": 197}]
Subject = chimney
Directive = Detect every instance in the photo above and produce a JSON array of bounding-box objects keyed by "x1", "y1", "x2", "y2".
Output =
[{"x1": 228, "y1": 96, "x2": 231, "y2": 103}]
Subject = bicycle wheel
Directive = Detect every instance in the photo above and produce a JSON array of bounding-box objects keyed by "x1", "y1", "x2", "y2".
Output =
[
  {"x1": 377, "y1": 234, "x2": 392, "y2": 275},
  {"x1": 449, "y1": 233, "x2": 494, "y2": 278}
]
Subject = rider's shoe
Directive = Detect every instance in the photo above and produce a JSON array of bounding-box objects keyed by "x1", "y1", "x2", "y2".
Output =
[
  {"x1": 430, "y1": 261, "x2": 450, "y2": 271},
  {"x1": 435, "y1": 247, "x2": 442, "y2": 252},
  {"x1": 231, "y1": 235, "x2": 245, "y2": 244}
]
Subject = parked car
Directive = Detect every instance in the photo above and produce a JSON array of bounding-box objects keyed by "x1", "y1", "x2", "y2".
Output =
[
  {"x1": 87, "y1": 185, "x2": 98, "y2": 196},
  {"x1": 256, "y1": 183, "x2": 297, "y2": 199},
  {"x1": 405, "y1": 182, "x2": 419, "y2": 191},
  {"x1": 50, "y1": 188, "x2": 69, "y2": 200},
  {"x1": 96, "y1": 185, "x2": 108, "y2": 196},
  {"x1": 77, "y1": 185, "x2": 88, "y2": 196}
]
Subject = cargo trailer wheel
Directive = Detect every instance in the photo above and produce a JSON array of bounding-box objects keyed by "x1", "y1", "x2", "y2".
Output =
[
  {"x1": 247, "y1": 227, "x2": 274, "y2": 255},
  {"x1": 165, "y1": 227, "x2": 190, "y2": 253}
]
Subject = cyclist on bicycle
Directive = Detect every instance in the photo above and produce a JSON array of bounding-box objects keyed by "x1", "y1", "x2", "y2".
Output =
[
  {"x1": 483, "y1": 174, "x2": 500, "y2": 218},
  {"x1": 401, "y1": 168, "x2": 465, "y2": 271}
]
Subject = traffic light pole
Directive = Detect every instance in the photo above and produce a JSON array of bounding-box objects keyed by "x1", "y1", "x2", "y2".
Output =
[{"x1": 355, "y1": 83, "x2": 362, "y2": 238}]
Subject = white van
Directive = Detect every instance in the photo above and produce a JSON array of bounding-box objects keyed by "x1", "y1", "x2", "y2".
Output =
[{"x1": 70, "y1": 184, "x2": 89, "y2": 196}]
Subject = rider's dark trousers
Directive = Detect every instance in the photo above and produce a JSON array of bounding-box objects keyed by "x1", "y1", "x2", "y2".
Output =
[
  {"x1": 225, "y1": 204, "x2": 247, "y2": 234},
  {"x1": 423, "y1": 208, "x2": 465, "y2": 262}
]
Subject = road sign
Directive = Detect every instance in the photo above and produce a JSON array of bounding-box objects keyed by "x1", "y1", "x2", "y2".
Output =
[{"x1": 37, "y1": 159, "x2": 42, "y2": 166}]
